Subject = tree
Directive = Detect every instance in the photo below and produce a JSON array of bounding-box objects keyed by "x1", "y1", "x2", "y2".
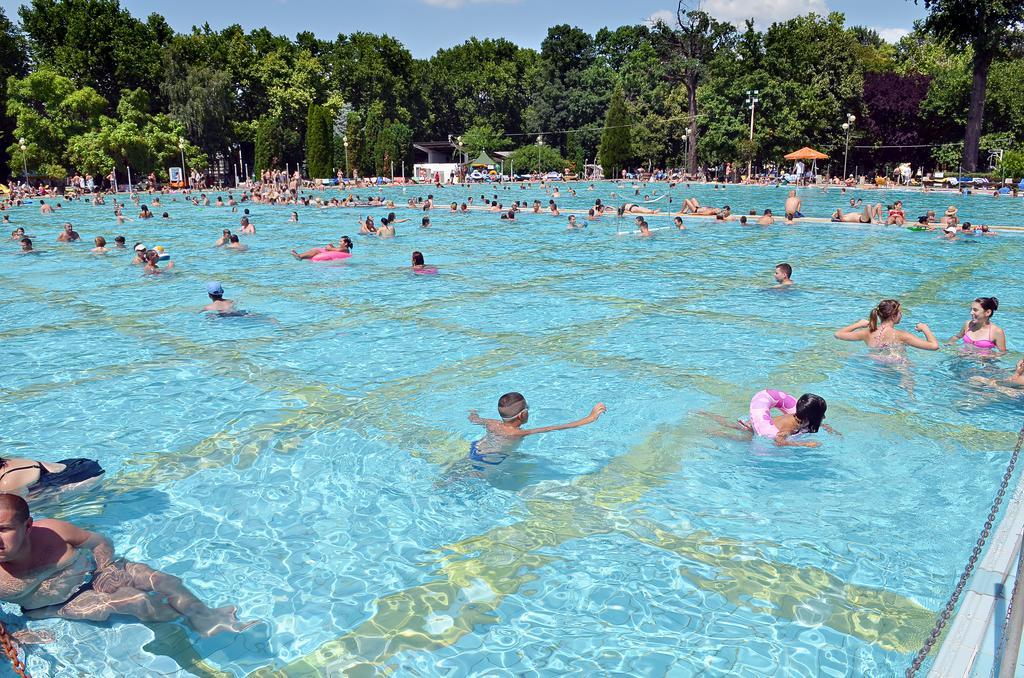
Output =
[
  {"x1": 999, "y1": 150, "x2": 1024, "y2": 180},
  {"x1": 653, "y1": 2, "x2": 735, "y2": 173},
  {"x1": 459, "y1": 124, "x2": 510, "y2": 158},
  {"x1": 18, "y1": 0, "x2": 172, "y2": 107},
  {"x1": 0, "y1": 7, "x2": 27, "y2": 179},
  {"x1": 305, "y1": 104, "x2": 332, "y2": 178},
  {"x1": 66, "y1": 88, "x2": 205, "y2": 178},
  {"x1": 920, "y1": 0, "x2": 1024, "y2": 171},
  {"x1": 508, "y1": 143, "x2": 565, "y2": 174},
  {"x1": 254, "y1": 116, "x2": 281, "y2": 173},
  {"x1": 598, "y1": 84, "x2": 632, "y2": 176},
  {"x1": 6, "y1": 67, "x2": 107, "y2": 178}
]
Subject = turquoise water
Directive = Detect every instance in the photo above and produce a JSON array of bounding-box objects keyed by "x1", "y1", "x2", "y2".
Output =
[{"x1": 1, "y1": 183, "x2": 1022, "y2": 676}]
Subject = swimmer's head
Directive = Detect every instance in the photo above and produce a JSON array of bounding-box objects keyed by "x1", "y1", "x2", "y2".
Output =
[
  {"x1": 94, "y1": 236, "x2": 106, "y2": 247},
  {"x1": 412, "y1": 251, "x2": 424, "y2": 266},
  {"x1": 739, "y1": 216, "x2": 747, "y2": 224},
  {"x1": 775, "y1": 263, "x2": 792, "y2": 282},
  {"x1": 206, "y1": 281, "x2": 224, "y2": 299},
  {"x1": 19, "y1": 237, "x2": 31, "y2": 250},
  {"x1": 795, "y1": 394, "x2": 826, "y2": 433},
  {"x1": 973, "y1": 297, "x2": 998, "y2": 321},
  {"x1": 869, "y1": 299, "x2": 902, "y2": 331},
  {"x1": 498, "y1": 392, "x2": 529, "y2": 423},
  {"x1": 0, "y1": 494, "x2": 31, "y2": 559}
]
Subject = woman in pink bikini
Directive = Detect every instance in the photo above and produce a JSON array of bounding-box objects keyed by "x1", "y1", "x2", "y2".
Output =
[
  {"x1": 948, "y1": 297, "x2": 1006, "y2": 353},
  {"x1": 833, "y1": 299, "x2": 940, "y2": 351}
]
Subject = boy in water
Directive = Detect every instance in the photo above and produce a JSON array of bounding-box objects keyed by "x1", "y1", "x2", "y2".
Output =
[
  {"x1": 202, "y1": 282, "x2": 236, "y2": 313},
  {"x1": 774, "y1": 263, "x2": 794, "y2": 286},
  {"x1": 467, "y1": 392, "x2": 606, "y2": 466}
]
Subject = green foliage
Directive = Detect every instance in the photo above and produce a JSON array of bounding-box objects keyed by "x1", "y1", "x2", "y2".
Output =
[
  {"x1": 254, "y1": 116, "x2": 280, "y2": 174},
  {"x1": 161, "y1": 45, "x2": 232, "y2": 157},
  {"x1": 508, "y1": 144, "x2": 565, "y2": 174},
  {"x1": 7, "y1": 67, "x2": 106, "y2": 177},
  {"x1": 305, "y1": 104, "x2": 333, "y2": 178},
  {"x1": 598, "y1": 84, "x2": 632, "y2": 175},
  {"x1": 64, "y1": 90, "x2": 205, "y2": 179},
  {"x1": 19, "y1": 0, "x2": 171, "y2": 106},
  {"x1": 999, "y1": 150, "x2": 1024, "y2": 179},
  {"x1": 459, "y1": 124, "x2": 510, "y2": 158}
]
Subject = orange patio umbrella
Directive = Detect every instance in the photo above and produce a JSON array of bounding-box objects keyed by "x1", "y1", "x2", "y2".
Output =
[{"x1": 784, "y1": 147, "x2": 829, "y2": 161}]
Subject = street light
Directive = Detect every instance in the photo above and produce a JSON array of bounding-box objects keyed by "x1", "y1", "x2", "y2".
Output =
[
  {"x1": 343, "y1": 135, "x2": 349, "y2": 178},
  {"x1": 746, "y1": 90, "x2": 759, "y2": 181},
  {"x1": 177, "y1": 136, "x2": 187, "y2": 189},
  {"x1": 842, "y1": 114, "x2": 856, "y2": 181},
  {"x1": 18, "y1": 137, "x2": 27, "y2": 185},
  {"x1": 536, "y1": 135, "x2": 543, "y2": 177}
]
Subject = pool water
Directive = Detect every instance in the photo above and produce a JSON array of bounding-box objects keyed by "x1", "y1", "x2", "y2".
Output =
[{"x1": 1, "y1": 182, "x2": 1022, "y2": 677}]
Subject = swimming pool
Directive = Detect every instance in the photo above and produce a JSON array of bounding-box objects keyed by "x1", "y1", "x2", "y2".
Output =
[{"x1": 1, "y1": 182, "x2": 1022, "y2": 676}]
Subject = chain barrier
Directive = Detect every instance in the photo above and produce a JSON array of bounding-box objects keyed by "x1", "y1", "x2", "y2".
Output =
[
  {"x1": 0, "y1": 622, "x2": 28, "y2": 678},
  {"x1": 906, "y1": 421, "x2": 1024, "y2": 677}
]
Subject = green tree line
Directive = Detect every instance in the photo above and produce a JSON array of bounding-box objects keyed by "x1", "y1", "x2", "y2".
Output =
[{"x1": 0, "y1": 0, "x2": 1019, "y2": 183}]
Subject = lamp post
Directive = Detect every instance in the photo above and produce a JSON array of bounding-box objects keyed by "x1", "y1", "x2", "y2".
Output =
[
  {"x1": 842, "y1": 113, "x2": 856, "y2": 181},
  {"x1": 343, "y1": 135, "x2": 349, "y2": 178},
  {"x1": 536, "y1": 135, "x2": 543, "y2": 177},
  {"x1": 18, "y1": 138, "x2": 27, "y2": 185},
  {"x1": 746, "y1": 90, "x2": 759, "y2": 181},
  {"x1": 177, "y1": 137, "x2": 187, "y2": 189}
]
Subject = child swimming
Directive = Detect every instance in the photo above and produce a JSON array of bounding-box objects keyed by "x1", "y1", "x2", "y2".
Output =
[
  {"x1": 701, "y1": 391, "x2": 837, "y2": 448},
  {"x1": 467, "y1": 392, "x2": 606, "y2": 466}
]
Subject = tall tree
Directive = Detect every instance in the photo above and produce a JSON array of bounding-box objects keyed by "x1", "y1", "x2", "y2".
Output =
[
  {"x1": 19, "y1": 0, "x2": 172, "y2": 107},
  {"x1": 919, "y1": 0, "x2": 1024, "y2": 170},
  {"x1": 305, "y1": 104, "x2": 333, "y2": 178},
  {"x1": 254, "y1": 116, "x2": 281, "y2": 174},
  {"x1": 598, "y1": 84, "x2": 632, "y2": 177},
  {"x1": 653, "y1": 1, "x2": 735, "y2": 174},
  {"x1": 0, "y1": 7, "x2": 27, "y2": 179}
]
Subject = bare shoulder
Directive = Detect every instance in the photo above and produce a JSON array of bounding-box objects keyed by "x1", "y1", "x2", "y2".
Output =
[{"x1": 33, "y1": 519, "x2": 91, "y2": 543}]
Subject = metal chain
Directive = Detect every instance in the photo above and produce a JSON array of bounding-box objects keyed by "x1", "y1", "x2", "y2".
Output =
[
  {"x1": 906, "y1": 421, "x2": 1024, "y2": 677},
  {"x1": 991, "y1": 569, "x2": 1021, "y2": 678},
  {"x1": 0, "y1": 622, "x2": 29, "y2": 678}
]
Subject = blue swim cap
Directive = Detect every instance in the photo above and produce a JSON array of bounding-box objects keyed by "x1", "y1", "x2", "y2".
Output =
[{"x1": 206, "y1": 282, "x2": 224, "y2": 295}]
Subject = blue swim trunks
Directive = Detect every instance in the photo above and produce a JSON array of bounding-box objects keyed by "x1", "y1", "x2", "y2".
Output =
[{"x1": 469, "y1": 440, "x2": 508, "y2": 468}]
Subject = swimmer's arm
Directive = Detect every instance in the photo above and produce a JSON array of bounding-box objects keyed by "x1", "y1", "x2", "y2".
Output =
[
  {"x1": 902, "y1": 324, "x2": 939, "y2": 350},
  {"x1": 39, "y1": 519, "x2": 115, "y2": 569},
  {"x1": 822, "y1": 423, "x2": 841, "y2": 436},
  {"x1": 834, "y1": 320, "x2": 869, "y2": 341},
  {"x1": 774, "y1": 433, "x2": 819, "y2": 448},
  {"x1": 995, "y1": 327, "x2": 1007, "y2": 352},
  {"x1": 947, "y1": 321, "x2": 968, "y2": 344},
  {"x1": 468, "y1": 410, "x2": 501, "y2": 427},
  {"x1": 519, "y1": 403, "x2": 607, "y2": 436}
]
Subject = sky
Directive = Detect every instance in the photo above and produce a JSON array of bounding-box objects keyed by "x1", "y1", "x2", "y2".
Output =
[{"x1": 0, "y1": 0, "x2": 926, "y2": 58}]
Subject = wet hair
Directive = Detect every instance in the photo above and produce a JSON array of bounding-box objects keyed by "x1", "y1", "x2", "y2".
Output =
[
  {"x1": 0, "y1": 494, "x2": 30, "y2": 523},
  {"x1": 975, "y1": 297, "x2": 998, "y2": 316},
  {"x1": 412, "y1": 251, "x2": 425, "y2": 266},
  {"x1": 776, "y1": 263, "x2": 792, "y2": 278},
  {"x1": 795, "y1": 394, "x2": 827, "y2": 433},
  {"x1": 95, "y1": 236, "x2": 106, "y2": 247},
  {"x1": 341, "y1": 236, "x2": 353, "y2": 250},
  {"x1": 422, "y1": 216, "x2": 430, "y2": 226},
  {"x1": 380, "y1": 217, "x2": 389, "y2": 226},
  {"x1": 388, "y1": 212, "x2": 396, "y2": 221},
  {"x1": 739, "y1": 216, "x2": 747, "y2": 224},
  {"x1": 229, "y1": 234, "x2": 240, "y2": 243},
  {"x1": 20, "y1": 237, "x2": 31, "y2": 247},
  {"x1": 869, "y1": 299, "x2": 901, "y2": 332},
  {"x1": 498, "y1": 392, "x2": 527, "y2": 420}
]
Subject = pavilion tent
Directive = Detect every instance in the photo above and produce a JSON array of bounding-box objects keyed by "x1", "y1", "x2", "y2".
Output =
[
  {"x1": 784, "y1": 147, "x2": 829, "y2": 177},
  {"x1": 470, "y1": 151, "x2": 497, "y2": 167}
]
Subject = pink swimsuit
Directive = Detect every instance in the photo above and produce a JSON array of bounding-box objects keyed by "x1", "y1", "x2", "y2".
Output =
[{"x1": 962, "y1": 326, "x2": 997, "y2": 349}]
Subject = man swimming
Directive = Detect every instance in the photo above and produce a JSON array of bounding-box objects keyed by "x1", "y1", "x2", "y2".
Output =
[
  {"x1": 774, "y1": 262, "x2": 794, "y2": 286},
  {"x1": 0, "y1": 494, "x2": 255, "y2": 637},
  {"x1": 467, "y1": 392, "x2": 606, "y2": 467},
  {"x1": 202, "y1": 282, "x2": 237, "y2": 313},
  {"x1": 56, "y1": 223, "x2": 79, "y2": 242}
]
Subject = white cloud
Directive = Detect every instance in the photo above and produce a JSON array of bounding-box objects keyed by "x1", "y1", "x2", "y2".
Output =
[
  {"x1": 646, "y1": 9, "x2": 676, "y2": 27},
  {"x1": 875, "y1": 27, "x2": 910, "y2": 43},
  {"x1": 421, "y1": 0, "x2": 519, "y2": 8},
  {"x1": 700, "y1": 0, "x2": 828, "y2": 28}
]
